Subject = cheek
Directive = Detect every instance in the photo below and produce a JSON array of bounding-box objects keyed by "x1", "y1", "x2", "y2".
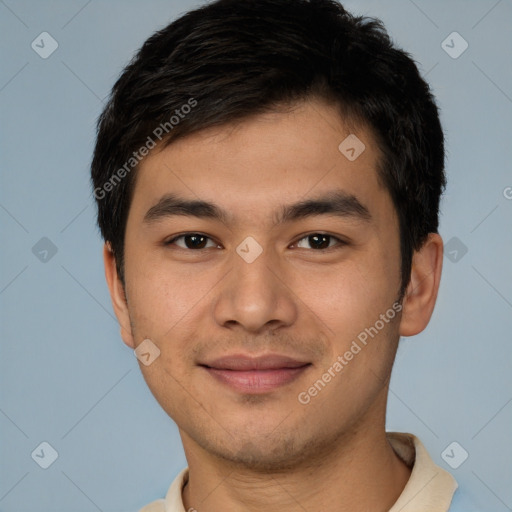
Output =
[
  {"x1": 295, "y1": 254, "x2": 398, "y2": 341},
  {"x1": 124, "y1": 246, "x2": 216, "y2": 340}
]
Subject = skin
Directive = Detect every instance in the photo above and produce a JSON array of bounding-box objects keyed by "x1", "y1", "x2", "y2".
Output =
[{"x1": 104, "y1": 99, "x2": 443, "y2": 512}]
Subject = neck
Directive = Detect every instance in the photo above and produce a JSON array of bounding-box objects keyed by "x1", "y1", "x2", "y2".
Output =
[{"x1": 181, "y1": 420, "x2": 411, "y2": 512}]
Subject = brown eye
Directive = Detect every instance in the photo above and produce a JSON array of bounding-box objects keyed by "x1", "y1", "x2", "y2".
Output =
[
  {"x1": 294, "y1": 234, "x2": 345, "y2": 250},
  {"x1": 166, "y1": 233, "x2": 217, "y2": 250}
]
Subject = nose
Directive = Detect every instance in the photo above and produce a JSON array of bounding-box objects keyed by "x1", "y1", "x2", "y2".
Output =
[{"x1": 212, "y1": 244, "x2": 298, "y2": 334}]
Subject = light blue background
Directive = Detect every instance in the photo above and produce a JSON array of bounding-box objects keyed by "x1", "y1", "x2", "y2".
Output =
[{"x1": 1, "y1": 1, "x2": 511, "y2": 510}]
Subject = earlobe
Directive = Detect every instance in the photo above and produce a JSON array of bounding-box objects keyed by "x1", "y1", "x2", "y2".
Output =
[
  {"x1": 103, "y1": 242, "x2": 136, "y2": 348},
  {"x1": 399, "y1": 233, "x2": 444, "y2": 337}
]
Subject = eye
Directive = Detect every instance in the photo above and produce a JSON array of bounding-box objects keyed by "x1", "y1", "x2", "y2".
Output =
[
  {"x1": 293, "y1": 233, "x2": 346, "y2": 250},
  {"x1": 165, "y1": 233, "x2": 220, "y2": 250},
  {"x1": 164, "y1": 232, "x2": 346, "y2": 251}
]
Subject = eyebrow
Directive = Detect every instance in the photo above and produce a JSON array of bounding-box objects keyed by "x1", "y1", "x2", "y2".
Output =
[{"x1": 143, "y1": 190, "x2": 372, "y2": 226}]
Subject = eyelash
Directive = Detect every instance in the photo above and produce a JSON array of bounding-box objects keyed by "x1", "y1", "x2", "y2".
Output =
[{"x1": 164, "y1": 232, "x2": 348, "y2": 251}]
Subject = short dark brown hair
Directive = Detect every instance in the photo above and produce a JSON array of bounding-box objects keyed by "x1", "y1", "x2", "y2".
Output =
[{"x1": 91, "y1": 0, "x2": 446, "y2": 297}]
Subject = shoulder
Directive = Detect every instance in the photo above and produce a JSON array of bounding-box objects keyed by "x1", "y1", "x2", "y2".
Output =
[
  {"x1": 137, "y1": 467, "x2": 189, "y2": 512},
  {"x1": 138, "y1": 499, "x2": 166, "y2": 512}
]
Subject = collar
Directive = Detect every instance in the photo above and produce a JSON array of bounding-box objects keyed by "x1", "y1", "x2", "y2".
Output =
[
  {"x1": 141, "y1": 432, "x2": 457, "y2": 512},
  {"x1": 387, "y1": 432, "x2": 458, "y2": 511}
]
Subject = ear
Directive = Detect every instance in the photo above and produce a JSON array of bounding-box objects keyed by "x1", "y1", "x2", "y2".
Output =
[
  {"x1": 103, "y1": 242, "x2": 136, "y2": 348},
  {"x1": 399, "y1": 233, "x2": 443, "y2": 337}
]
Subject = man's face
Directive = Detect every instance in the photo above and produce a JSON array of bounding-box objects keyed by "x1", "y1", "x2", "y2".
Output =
[{"x1": 118, "y1": 100, "x2": 404, "y2": 469}]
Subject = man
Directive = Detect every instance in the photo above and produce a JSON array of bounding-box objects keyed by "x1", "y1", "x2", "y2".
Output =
[{"x1": 91, "y1": 0, "x2": 468, "y2": 510}]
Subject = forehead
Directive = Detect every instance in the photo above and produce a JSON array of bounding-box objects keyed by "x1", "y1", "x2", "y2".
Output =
[{"x1": 128, "y1": 100, "x2": 392, "y2": 227}]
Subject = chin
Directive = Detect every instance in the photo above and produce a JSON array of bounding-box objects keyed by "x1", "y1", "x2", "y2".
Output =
[
  {"x1": 215, "y1": 439, "x2": 309, "y2": 473},
  {"x1": 193, "y1": 422, "x2": 332, "y2": 473}
]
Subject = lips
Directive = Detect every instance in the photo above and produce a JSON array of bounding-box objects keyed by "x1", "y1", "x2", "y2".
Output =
[
  {"x1": 199, "y1": 354, "x2": 311, "y2": 393},
  {"x1": 203, "y1": 354, "x2": 309, "y2": 371}
]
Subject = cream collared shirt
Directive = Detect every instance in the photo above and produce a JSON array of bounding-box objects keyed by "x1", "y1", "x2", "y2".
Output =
[{"x1": 139, "y1": 432, "x2": 458, "y2": 512}]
